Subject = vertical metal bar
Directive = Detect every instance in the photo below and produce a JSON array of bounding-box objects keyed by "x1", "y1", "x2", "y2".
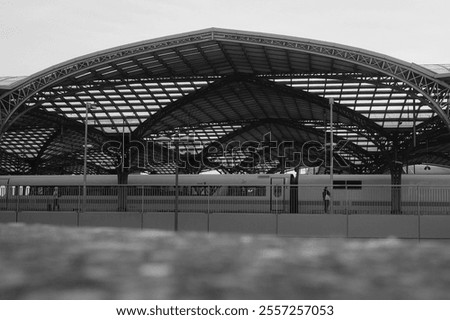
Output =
[
  {"x1": 15, "y1": 186, "x2": 19, "y2": 219},
  {"x1": 140, "y1": 185, "x2": 144, "y2": 229},
  {"x1": 417, "y1": 185, "x2": 420, "y2": 216},
  {"x1": 122, "y1": 119, "x2": 125, "y2": 171},
  {"x1": 76, "y1": 185, "x2": 80, "y2": 226},
  {"x1": 141, "y1": 185, "x2": 144, "y2": 214},
  {"x1": 276, "y1": 197, "x2": 279, "y2": 235},
  {"x1": 77, "y1": 185, "x2": 81, "y2": 213},
  {"x1": 207, "y1": 185, "x2": 210, "y2": 215},
  {"x1": 329, "y1": 98, "x2": 334, "y2": 214},
  {"x1": 413, "y1": 100, "x2": 416, "y2": 148},
  {"x1": 417, "y1": 185, "x2": 421, "y2": 241},
  {"x1": 174, "y1": 141, "x2": 179, "y2": 232},
  {"x1": 207, "y1": 185, "x2": 210, "y2": 232},
  {"x1": 82, "y1": 103, "x2": 89, "y2": 213},
  {"x1": 324, "y1": 111, "x2": 327, "y2": 173},
  {"x1": 345, "y1": 184, "x2": 349, "y2": 215}
]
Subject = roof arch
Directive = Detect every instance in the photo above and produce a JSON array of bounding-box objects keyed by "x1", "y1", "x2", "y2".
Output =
[{"x1": 1, "y1": 28, "x2": 450, "y2": 175}]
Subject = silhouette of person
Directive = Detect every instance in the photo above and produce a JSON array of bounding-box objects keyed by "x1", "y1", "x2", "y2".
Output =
[
  {"x1": 322, "y1": 187, "x2": 331, "y2": 213},
  {"x1": 52, "y1": 187, "x2": 60, "y2": 211}
]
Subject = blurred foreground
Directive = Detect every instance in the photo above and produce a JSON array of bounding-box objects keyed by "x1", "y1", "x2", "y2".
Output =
[{"x1": 1, "y1": 223, "x2": 450, "y2": 299}]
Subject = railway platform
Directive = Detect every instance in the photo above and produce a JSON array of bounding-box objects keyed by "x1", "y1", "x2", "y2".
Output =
[{"x1": 1, "y1": 223, "x2": 450, "y2": 299}]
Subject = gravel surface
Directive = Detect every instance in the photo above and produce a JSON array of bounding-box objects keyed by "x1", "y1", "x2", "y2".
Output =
[{"x1": 1, "y1": 223, "x2": 450, "y2": 299}]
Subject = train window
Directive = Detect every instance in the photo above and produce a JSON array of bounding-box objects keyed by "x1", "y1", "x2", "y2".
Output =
[
  {"x1": 65, "y1": 186, "x2": 81, "y2": 196},
  {"x1": 333, "y1": 180, "x2": 362, "y2": 190},
  {"x1": 191, "y1": 186, "x2": 208, "y2": 196},
  {"x1": 0, "y1": 179, "x2": 7, "y2": 197},
  {"x1": 143, "y1": 186, "x2": 174, "y2": 196},
  {"x1": 209, "y1": 186, "x2": 221, "y2": 195},
  {"x1": 17, "y1": 186, "x2": 25, "y2": 196},
  {"x1": 179, "y1": 186, "x2": 190, "y2": 196},
  {"x1": 143, "y1": 186, "x2": 161, "y2": 196},
  {"x1": 333, "y1": 181, "x2": 346, "y2": 189},
  {"x1": 227, "y1": 186, "x2": 266, "y2": 196},
  {"x1": 347, "y1": 180, "x2": 362, "y2": 189}
]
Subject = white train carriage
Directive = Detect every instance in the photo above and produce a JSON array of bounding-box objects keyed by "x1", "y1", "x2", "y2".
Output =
[
  {"x1": 298, "y1": 174, "x2": 450, "y2": 215},
  {"x1": 0, "y1": 174, "x2": 293, "y2": 213},
  {"x1": 2, "y1": 173, "x2": 450, "y2": 214},
  {"x1": 129, "y1": 174, "x2": 291, "y2": 213},
  {"x1": 399, "y1": 175, "x2": 450, "y2": 215}
]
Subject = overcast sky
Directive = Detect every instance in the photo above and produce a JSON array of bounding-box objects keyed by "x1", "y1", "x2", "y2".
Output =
[{"x1": 1, "y1": 0, "x2": 449, "y2": 76}]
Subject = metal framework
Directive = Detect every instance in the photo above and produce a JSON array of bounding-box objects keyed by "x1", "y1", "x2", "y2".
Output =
[{"x1": 1, "y1": 28, "x2": 450, "y2": 175}]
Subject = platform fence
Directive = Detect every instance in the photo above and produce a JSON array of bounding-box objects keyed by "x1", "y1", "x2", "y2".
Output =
[{"x1": 1, "y1": 184, "x2": 450, "y2": 215}]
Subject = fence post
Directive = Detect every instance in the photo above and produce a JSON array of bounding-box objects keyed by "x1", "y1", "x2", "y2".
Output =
[
  {"x1": 346, "y1": 187, "x2": 349, "y2": 238},
  {"x1": 77, "y1": 186, "x2": 81, "y2": 213},
  {"x1": 15, "y1": 187, "x2": 19, "y2": 214},
  {"x1": 77, "y1": 186, "x2": 80, "y2": 227},
  {"x1": 141, "y1": 185, "x2": 144, "y2": 229},
  {"x1": 417, "y1": 185, "x2": 420, "y2": 216},
  {"x1": 207, "y1": 186, "x2": 210, "y2": 232},
  {"x1": 15, "y1": 190, "x2": 19, "y2": 222},
  {"x1": 417, "y1": 185, "x2": 421, "y2": 241}
]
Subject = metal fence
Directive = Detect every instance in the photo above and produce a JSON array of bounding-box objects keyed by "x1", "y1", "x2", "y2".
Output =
[{"x1": 1, "y1": 184, "x2": 450, "y2": 215}]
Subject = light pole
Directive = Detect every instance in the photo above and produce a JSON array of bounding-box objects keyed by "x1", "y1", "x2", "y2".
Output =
[
  {"x1": 155, "y1": 134, "x2": 194, "y2": 231},
  {"x1": 329, "y1": 97, "x2": 334, "y2": 214},
  {"x1": 82, "y1": 103, "x2": 96, "y2": 212},
  {"x1": 174, "y1": 139, "x2": 180, "y2": 231}
]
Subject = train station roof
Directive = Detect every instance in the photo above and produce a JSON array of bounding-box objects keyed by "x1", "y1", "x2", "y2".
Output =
[{"x1": 1, "y1": 28, "x2": 450, "y2": 175}]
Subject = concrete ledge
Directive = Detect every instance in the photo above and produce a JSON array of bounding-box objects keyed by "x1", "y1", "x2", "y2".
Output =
[
  {"x1": 348, "y1": 214, "x2": 419, "y2": 239},
  {"x1": 278, "y1": 214, "x2": 347, "y2": 237},
  {"x1": 18, "y1": 211, "x2": 78, "y2": 227},
  {"x1": 178, "y1": 213, "x2": 208, "y2": 232},
  {"x1": 0, "y1": 211, "x2": 17, "y2": 223},
  {"x1": 210, "y1": 213, "x2": 276, "y2": 234},
  {"x1": 8, "y1": 209, "x2": 450, "y2": 239},
  {"x1": 143, "y1": 212, "x2": 175, "y2": 231},
  {"x1": 420, "y1": 216, "x2": 450, "y2": 239},
  {"x1": 79, "y1": 212, "x2": 141, "y2": 229}
]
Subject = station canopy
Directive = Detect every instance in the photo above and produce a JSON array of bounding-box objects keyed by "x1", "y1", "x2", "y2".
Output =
[{"x1": 1, "y1": 28, "x2": 450, "y2": 176}]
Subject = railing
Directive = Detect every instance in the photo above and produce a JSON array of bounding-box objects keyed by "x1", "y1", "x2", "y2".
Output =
[{"x1": 1, "y1": 184, "x2": 450, "y2": 215}]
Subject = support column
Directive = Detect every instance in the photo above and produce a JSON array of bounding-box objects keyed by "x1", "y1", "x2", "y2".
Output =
[
  {"x1": 290, "y1": 168, "x2": 299, "y2": 213},
  {"x1": 117, "y1": 167, "x2": 129, "y2": 212},
  {"x1": 117, "y1": 132, "x2": 130, "y2": 212},
  {"x1": 390, "y1": 161, "x2": 402, "y2": 214}
]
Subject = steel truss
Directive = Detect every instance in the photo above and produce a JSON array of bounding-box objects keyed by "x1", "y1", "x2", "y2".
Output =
[{"x1": 1, "y1": 28, "x2": 450, "y2": 175}]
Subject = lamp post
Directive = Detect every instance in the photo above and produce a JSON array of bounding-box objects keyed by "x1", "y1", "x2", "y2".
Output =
[
  {"x1": 329, "y1": 97, "x2": 334, "y2": 214},
  {"x1": 82, "y1": 103, "x2": 96, "y2": 212},
  {"x1": 155, "y1": 134, "x2": 194, "y2": 231},
  {"x1": 174, "y1": 139, "x2": 180, "y2": 231}
]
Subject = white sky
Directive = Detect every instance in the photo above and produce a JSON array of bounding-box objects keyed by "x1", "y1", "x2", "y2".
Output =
[{"x1": 1, "y1": 0, "x2": 449, "y2": 76}]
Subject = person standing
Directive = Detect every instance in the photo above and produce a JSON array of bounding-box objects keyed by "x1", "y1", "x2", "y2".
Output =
[
  {"x1": 322, "y1": 186, "x2": 331, "y2": 213},
  {"x1": 52, "y1": 187, "x2": 60, "y2": 211}
]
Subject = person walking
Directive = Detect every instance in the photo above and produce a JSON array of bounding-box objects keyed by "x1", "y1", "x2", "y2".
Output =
[{"x1": 322, "y1": 186, "x2": 331, "y2": 213}]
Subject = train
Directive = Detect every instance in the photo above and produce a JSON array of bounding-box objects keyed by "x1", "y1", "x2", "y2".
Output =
[{"x1": 1, "y1": 173, "x2": 450, "y2": 215}]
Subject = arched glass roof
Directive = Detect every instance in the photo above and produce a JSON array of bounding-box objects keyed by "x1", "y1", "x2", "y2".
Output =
[{"x1": 1, "y1": 28, "x2": 449, "y2": 175}]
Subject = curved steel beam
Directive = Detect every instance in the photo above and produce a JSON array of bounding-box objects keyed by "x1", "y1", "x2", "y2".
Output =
[
  {"x1": 251, "y1": 77, "x2": 389, "y2": 142},
  {"x1": 133, "y1": 74, "x2": 246, "y2": 138},
  {"x1": 213, "y1": 29, "x2": 450, "y2": 128},
  {"x1": 134, "y1": 74, "x2": 389, "y2": 153},
  {"x1": 2, "y1": 28, "x2": 449, "y2": 134},
  {"x1": 197, "y1": 118, "x2": 376, "y2": 171}
]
